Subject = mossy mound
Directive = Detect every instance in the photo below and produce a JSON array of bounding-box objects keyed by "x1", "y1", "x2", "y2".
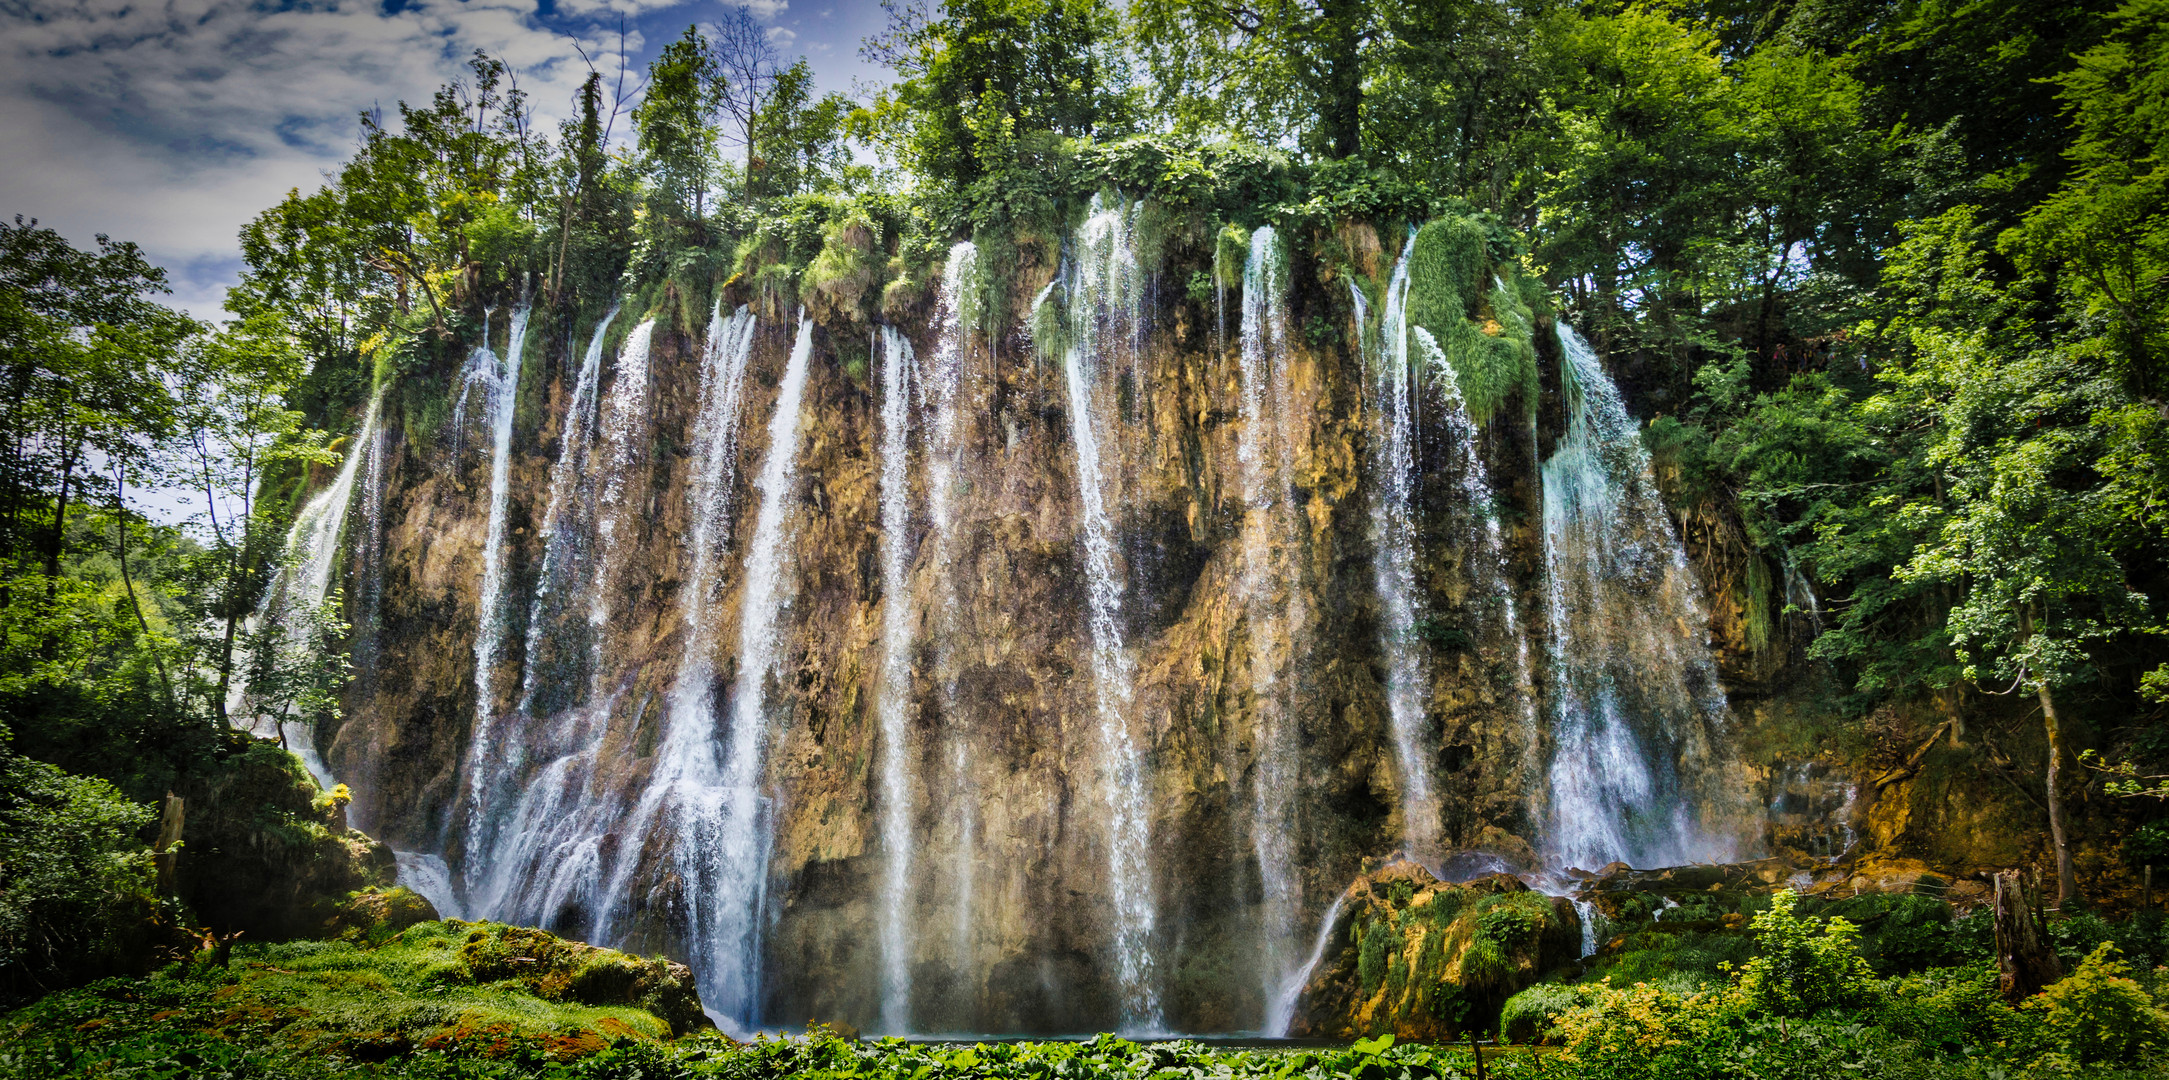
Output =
[
  {"x1": 1289, "y1": 859, "x2": 1580, "y2": 1039},
  {"x1": 1, "y1": 920, "x2": 710, "y2": 1072},
  {"x1": 1404, "y1": 214, "x2": 1540, "y2": 426},
  {"x1": 458, "y1": 923, "x2": 707, "y2": 1036},
  {"x1": 318, "y1": 886, "x2": 439, "y2": 944}
]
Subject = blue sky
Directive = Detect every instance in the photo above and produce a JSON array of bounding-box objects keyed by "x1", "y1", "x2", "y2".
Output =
[{"x1": 0, "y1": 0, "x2": 897, "y2": 317}]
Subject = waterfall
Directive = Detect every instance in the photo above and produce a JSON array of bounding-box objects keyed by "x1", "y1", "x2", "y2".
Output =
[
  {"x1": 466, "y1": 303, "x2": 530, "y2": 767},
  {"x1": 396, "y1": 851, "x2": 466, "y2": 921},
  {"x1": 597, "y1": 315, "x2": 814, "y2": 1035},
  {"x1": 235, "y1": 388, "x2": 386, "y2": 791},
  {"x1": 874, "y1": 324, "x2": 919, "y2": 1034},
  {"x1": 462, "y1": 308, "x2": 613, "y2": 903},
  {"x1": 1055, "y1": 195, "x2": 1160, "y2": 1033},
  {"x1": 925, "y1": 242, "x2": 979, "y2": 982},
  {"x1": 1267, "y1": 890, "x2": 1348, "y2": 1035},
  {"x1": 589, "y1": 319, "x2": 656, "y2": 653},
  {"x1": 1237, "y1": 224, "x2": 1303, "y2": 1024},
  {"x1": 1368, "y1": 231, "x2": 1438, "y2": 863},
  {"x1": 511, "y1": 307, "x2": 616, "y2": 720},
  {"x1": 1541, "y1": 323, "x2": 1735, "y2": 870}
]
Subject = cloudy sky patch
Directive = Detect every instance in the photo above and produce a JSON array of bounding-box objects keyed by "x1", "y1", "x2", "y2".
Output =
[{"x1": 0, "y1": 0, "x2": 890, "y2": 317}]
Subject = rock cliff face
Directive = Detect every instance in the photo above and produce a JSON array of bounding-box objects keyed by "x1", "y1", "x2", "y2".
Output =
[{"x1": 303, "y1": 208, "x2": 1858, "y2": 1036}]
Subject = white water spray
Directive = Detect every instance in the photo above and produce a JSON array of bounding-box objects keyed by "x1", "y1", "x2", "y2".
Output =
[
  {"x1": 1366, "y1": 232, "x2": 1438, "y2": 863},
  {"x1": 1541, "y1": 323, "x2": 1735, "y2": 870}
]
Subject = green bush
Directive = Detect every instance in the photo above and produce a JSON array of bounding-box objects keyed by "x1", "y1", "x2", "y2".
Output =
[
  {"x1": 0, "y1": 752, "x2": 159, "y2": 1002},
  {"x1": 2027, "y1": 943, "x2": 2169, "y2": 1067},
  {"x1": 1737, "y1": 889, "x2": 1876, "y2": 1016},
  {"x1": 1501, "y1": 982, "x2": 1590, "y2": 1043}
]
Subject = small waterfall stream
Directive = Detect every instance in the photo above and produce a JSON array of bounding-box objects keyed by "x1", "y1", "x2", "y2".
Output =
[
  {"x1": 463, "y1": 309, "x2": 614, "y2": 902},
  {"x1": 925, "y1": 243, "x2": 980, "y2": 983},
  {"x1": 239, "y1": 388, "x2": 386, "y2": 791},
  {"x1": 589, "y1": 319, "x2": 656, "y2": 654},
  {"x1": 1237, "y1": 224, "x2": 1302, "y2": 1020},
  {"x1": 1056, "y1": 195, "x2": 1160, "y2": 1033},
  {"x1": 874, "y1": 324, "x2": 919, "y2": 1033},
  {"x1": 1541, "y1": 323, "x2": 1734, "y2": 870},
  {"x1": 464, "y1": 304, "x2": 530, "y2": 783},
  {"x1": 1368, "y1": 232, "x2": 1438, "y2": 863}
]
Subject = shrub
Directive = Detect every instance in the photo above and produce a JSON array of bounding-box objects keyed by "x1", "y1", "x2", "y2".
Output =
[
  {"x1": 0, "y1": 752, "x2": 159, "y2": 1002},
  {"x1": 2026, "y1": 943, "x2": 2169, "y2": 1067},
  {"x1": 1736, "y1": 889, "x2": 1876, "y2": 1016},
  {"x1": 1552, "y1": 978, "x2": 1735, "y2": 1065},
  {"x1": 1500, "y1": 982, "x2": 1590, "y2": 1043}
]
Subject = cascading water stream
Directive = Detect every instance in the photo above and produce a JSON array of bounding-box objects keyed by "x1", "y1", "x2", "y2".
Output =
[
  {"x1": 465, "y1": 303, "x2": 530, "y2": 771},
  {"x1": 1541, "y1": 323, "x2": 1735, "y2": 870},
  {"x1": 924, "y1": 243, "x2": 980, "y2": 982},
  {"x1": 1056, "y1": 195, "x2": 1160, "y2": 1033},
  {"x1": 594, "y1": 316, "x2": 815, "y2": 1036},
  {"x1": 1237, "y1": 224, "x2": 1303, "y2": 1026},
  {"x1": 874, "y1": 325, "x2": 919, "y2": 1034},
  {"x1": 1367, "y1": 232, "x2": 1439, "y2": 864},
  {"x1": 589, "y1": 319, "x2": 656, "y2": 656},
  {"x1": 461, "y1": 308, "x2": 614, "y2": 907},
  {"x1": 235, "y1": 388, "x2": 386, "y2": 791},
  {"x1": 510, "y1": 307, "x2": 616, "y2": 718}
]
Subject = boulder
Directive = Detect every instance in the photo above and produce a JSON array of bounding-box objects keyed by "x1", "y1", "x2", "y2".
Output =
[{"x1": 1287, "y1": 859, "x2": 1579, "y2": 1040}]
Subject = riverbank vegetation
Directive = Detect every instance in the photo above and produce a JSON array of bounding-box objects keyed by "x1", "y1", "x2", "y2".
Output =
[{"x1": 12, "y1": 894, "x2": 2169, "y2": 1077}]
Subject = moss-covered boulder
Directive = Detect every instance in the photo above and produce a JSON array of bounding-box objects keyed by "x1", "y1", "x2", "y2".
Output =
[
  {"x1": 458, "y1": 923, "x2": 708, "y2": 1036},
  {"x1": 1289, "y1": 859, "x2": 1579, "y2": 1039},
  {"x1": 317, "y1": 885, "x2": 438, "y2": 943},
  {"x1": 175, "y1": 735, "x2": 395, "y2": 941}
]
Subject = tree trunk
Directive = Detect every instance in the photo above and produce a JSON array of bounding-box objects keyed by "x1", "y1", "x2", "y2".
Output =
[
  {"x1": 154, "y1": 792, "x2": 185, "y2": 895},
  {"x1": 1993, "y1": 869, "x2": 2063, "y2": 1002},
  {"x1": 2020, "y1": 605, "x2": 2078, "y2": 906},
  {"x1": 2038, "y1": 676, "x2": 2077, "y2": 905}
]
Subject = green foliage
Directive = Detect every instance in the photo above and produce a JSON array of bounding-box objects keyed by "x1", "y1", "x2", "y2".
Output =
[
  {"x1": 0, "y1": 751, "x2": 158, "y2": 1002},
  {"x1": 1737, "y1": 890, "x2": 1876, "y2": 1016},
  {"x1": 2027, "y1": 944, "x2": 2169, "y2": 1066}
]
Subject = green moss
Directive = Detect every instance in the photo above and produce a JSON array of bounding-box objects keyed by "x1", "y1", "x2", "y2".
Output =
[
  {"x1": 1214, "y1": 222, "x2": 1250, "y2": 289},
  {"x1": 802, "y1": 213, "x2": 883, "y2": 326},
  {"x1": 1403, "y1": 215, "x2": 1539, "y2": 426}
]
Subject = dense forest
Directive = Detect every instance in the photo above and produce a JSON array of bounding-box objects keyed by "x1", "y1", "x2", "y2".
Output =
[{"x1": 4, "y1": 0, "x2": 2169, "y2": 1076}]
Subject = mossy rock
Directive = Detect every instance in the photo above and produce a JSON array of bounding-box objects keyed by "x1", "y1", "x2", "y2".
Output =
[
  {"x1": 458, "y1": 923, "x2": 708, "y2": 1036},
  {"x1": 319, "y1": 886, "x2": 438, "y2": 944},
  {"x1": 803, "y1": 214, "x2": 883, "y2": 326},
  {"x1": 1289, "y1": 860, "x2": 1580, "y2": 1040}
]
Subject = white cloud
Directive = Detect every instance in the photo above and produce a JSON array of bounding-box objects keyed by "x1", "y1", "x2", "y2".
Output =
[
  {"x1": 0, "y1": 0, "x2": 630, "y2": 318},
  {"x1": 0, "y1": 0, "x2": 882, "y2": 320}
]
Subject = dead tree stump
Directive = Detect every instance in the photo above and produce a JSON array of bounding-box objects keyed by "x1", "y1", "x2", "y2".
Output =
[{"x1": 1994, "y1": 869, "x2": 2064, "y2": 1002}]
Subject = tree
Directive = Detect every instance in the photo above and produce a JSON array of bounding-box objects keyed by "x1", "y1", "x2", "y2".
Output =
[
  {"x1": 1132, "y1": 0, "x2": 1375, "y2": 158},
  {"x1": 864, "y1": 0, "x2": 1133, "y2": 187},
  {"x1": 635, "y1": 26, "x2": 724, "y2": 221},
  {"x1": 710, "y1": 5, "x2": 783, "y2": 178},
  {"x1": 167, "y1": 315, "x2": 335, "y2": 725},
  {"x1": 748, "y1": 61, "x2": 861, "y2": 198}
]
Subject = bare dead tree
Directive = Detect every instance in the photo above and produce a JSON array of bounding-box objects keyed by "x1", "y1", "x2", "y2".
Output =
[{"x1": 709, "y1": 4, "x2": 781, "y2": 174}]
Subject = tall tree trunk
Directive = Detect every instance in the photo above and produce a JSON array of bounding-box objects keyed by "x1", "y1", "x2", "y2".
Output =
[
  {"x1": 113, "y1": 465, "x2": 176, "y2": 710},
  {"x1": 1320, "y1": 0, "x2": 1365, "y2": 158},
  {"x1": 2038, "y1": 678, "x2": 2076, "y2": 905}
]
